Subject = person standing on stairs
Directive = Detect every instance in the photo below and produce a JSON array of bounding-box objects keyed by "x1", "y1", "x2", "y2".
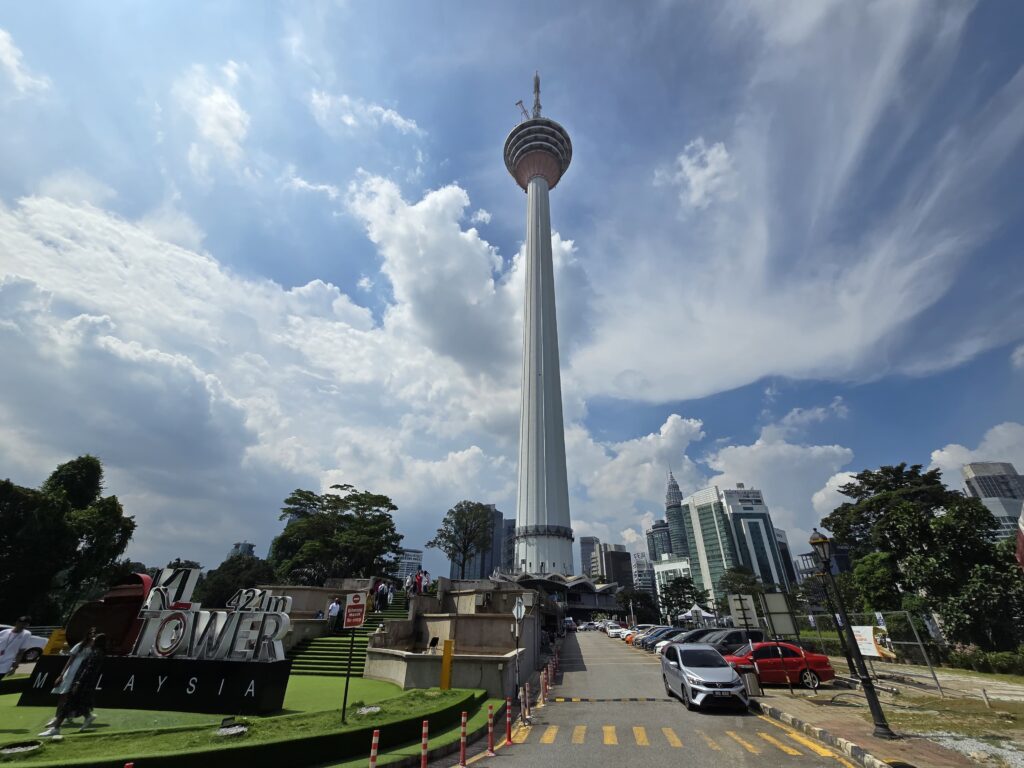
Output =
[{"x1": 327, "y1": 597, "x2": 341, "y2": 631}]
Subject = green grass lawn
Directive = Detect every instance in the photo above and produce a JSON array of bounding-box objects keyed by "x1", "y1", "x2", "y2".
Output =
[
  {"x1": 0, "y1": 688, "x2": 473, "y2": 766},
  {"x1": 0, "y1": 676, "x2": 399, "y2": 741}
]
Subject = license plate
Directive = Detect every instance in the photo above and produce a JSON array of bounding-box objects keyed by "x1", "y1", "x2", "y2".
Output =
[{"x1": 714, "y1": 691, "x2": 732, "y2": 697}]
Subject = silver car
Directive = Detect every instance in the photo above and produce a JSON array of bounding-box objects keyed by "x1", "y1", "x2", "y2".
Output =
[{"x1": 661, "y1": 642, "x2": 748, "y2": 711}]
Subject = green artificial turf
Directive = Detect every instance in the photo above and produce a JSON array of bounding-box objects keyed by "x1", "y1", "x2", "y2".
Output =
[
  {"x1": 0, "y1": 676, "x2": 400, "y2": 741},
  {"x1": 0, "y1": 688, "x2": 473, "y2": 766},
  {"x1": 319, "y1": 697, "x2": 505, "y2": 768}
]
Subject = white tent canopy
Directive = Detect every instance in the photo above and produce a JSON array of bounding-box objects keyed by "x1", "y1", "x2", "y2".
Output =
[{"x1": 678, "y1": 604, "x2": 715, "y2": 620}]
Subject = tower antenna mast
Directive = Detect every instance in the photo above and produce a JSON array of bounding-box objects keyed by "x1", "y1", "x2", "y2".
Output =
[{"x1": 532, "y1": 71, "x2": 542, "y2": 118}]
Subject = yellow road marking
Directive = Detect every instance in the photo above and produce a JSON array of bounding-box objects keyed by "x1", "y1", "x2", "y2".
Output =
[
  {"x1": 540, "y1": 726, "x2": 558, "y2": 744},
  {"x1": 726, "y1": 730, "x2": 761, "y2": 754},
  {"x1": 632, "y1": 726, "x2": 649, "y2": 746},
  {"x1": 571, "y1": 696, "x2": 581, "y2": 702},
  {"x1": 662, "y1": 727, "x2": 682, "y2": 747},
  {"x1": 783, "y1": 730, "x2": 835, "y2": 757},
  {"x1": 696, "y1": 730, "x2": 721, "y2": 751},
  {"x1": 757, "y1": 731, "x2": 802, "y2": 755},
  {"x1": 602, "y1": 725, "x2": 618, "y2": 745},
  {"x1": 512, "y1": 724, "x2": 532, "y2": 744},
  {"x1": 572, "y1": 725, "x2": 586, "y2": 744}
]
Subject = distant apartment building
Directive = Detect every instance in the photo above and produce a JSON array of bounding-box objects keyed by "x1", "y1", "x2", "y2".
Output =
[
  {"x1": 652, "y1": 554, "x2": 692, "y2": 616},
  {"x1": 397, "y1": 548, "x2": 423, "y2": 581},
  {"x1": 591, "y1": 543, "x2": 631, "y2": 587},
  {"x1": 501, "y1": 518, "x2": 516, "y2": 572},
  {"x1": 962, "y1": 462, "x2": 1024, "y2": 541},
  {"x1": 228, "y1": 541, "x2": 255, "y2": 558},
  {"x1": 646, "y1": 520, "x2": 672, "y2": 562},
  {"x1": 774, "y1": 528, "x2": 799, "y2": 587},
  {"x1": 580, "y1": 536, "x2": 600, "y2": 578},
  {"x1": 632, "y1": 552, "x2": 656, "y2": 602}
]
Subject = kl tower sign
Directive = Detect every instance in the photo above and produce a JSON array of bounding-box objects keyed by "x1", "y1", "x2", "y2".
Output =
[{"x1": 504, "y1": 73, "x2": 575, "y2": 576}]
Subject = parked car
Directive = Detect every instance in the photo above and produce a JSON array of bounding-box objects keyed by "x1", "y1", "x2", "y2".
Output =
[
  {"x1": 607, "y1": 624, "x2": 626, "y2": 638},
  {"x1": 662, "y1": 643, "x2": 748, "y2": 711},
  {"x1": 0, "y1": 625, "x2": 48, "y2": 663},
  {"x1": 654, "y1": 627, "x2": 721, "y2": 654},
  {"x1": 724, "y1": 641, "x2": 835, "y2": 689},
  {"x1": 563, "y1": 618, "x2": 577, "y2": 632},
  {"x1": 635, "y1": 626, "x2": 675, "y2": 649},
  {"x1": 625, "y1": 624, "x2": 656, "y2": 644},
  {"x1": 703, "y1": 628, "x2": 765, "y2": 655}
]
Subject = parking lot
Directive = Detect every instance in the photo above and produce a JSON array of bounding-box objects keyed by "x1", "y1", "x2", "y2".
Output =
[{"x1": 472, "y1": 630, "x2": 855, "y2": 768}]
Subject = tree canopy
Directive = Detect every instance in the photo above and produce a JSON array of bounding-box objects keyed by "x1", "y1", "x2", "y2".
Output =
[
  {"x1": 0, "y1": 456, "x2": 135, "y2": 622},
  {"x1": 658, "y1": 576, "x2": 710, "y2": 620},
  {"x1": 425, "y1": 500, "x2": 495, "y2": 579},
  {"x1": 268, "y1": 484, "x2": 403, "y2": 583},
  {"x1": 194, "y1": 554, "x2": 277, "y2": 608},
  {"x1": 820, "y1": 463, "x2": 1024, "y2": 650}
]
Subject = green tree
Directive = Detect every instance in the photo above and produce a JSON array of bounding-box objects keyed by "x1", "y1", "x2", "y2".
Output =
[
  {"x1": 0, "y1": 480, "x2": 77, "y2": 621},
  {"x1": 850, "y1": 552, "x2": 901, "y2": 611},
  {"x1": 41, "y1": 455, "x2": 104, "y2": 510},
  {"x1": 425, "y1": 500, "x2": 496, "y2": 579},
  {"x1": 194, "y1": 555, "x2": 277, "y2": 608},
  {"x1": 268, "y1": 484, "x2": 403, "y2": 582},
  {"x1": 659, "y1": 576, "x2": 710, "y2": 620},
  {"x1": 615, "y1": 588, "x2": 658, "y2": 623}
]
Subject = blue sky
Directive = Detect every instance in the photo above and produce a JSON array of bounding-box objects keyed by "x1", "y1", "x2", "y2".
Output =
[{"x1": 1, "y1": 1, "x2": 1022, "y2": 576}]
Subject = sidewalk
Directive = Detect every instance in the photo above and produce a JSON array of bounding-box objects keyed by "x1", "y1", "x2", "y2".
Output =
[
  {"x1": 754, "y1": 688, "x2": 977, "y2": 768},
  {"x1": 847, "y1": 657, "x2": 1024, "y2": 703}
]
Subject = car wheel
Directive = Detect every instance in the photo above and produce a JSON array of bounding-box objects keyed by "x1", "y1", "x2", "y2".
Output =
[
  {"x1": 22, "y1": 648, "x2": 42, "y2": 663},
  {"x1": 681, "y1": 683, "x2": 697, "y2": 711},
  {"x1": 800, "y1": 669, "x2": 820, "y2": 690},
  {"x1": 664, "y1": 675, "x2": 674, "y2": 698}
]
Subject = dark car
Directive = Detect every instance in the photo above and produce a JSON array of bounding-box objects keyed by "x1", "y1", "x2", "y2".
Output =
[
  {"x1": 704, "y1": 628, "x2": 765, "y2": 655},
  {"x1": 654, "y1": 626, "x2": 721, "y2": 653},
  {"x1": 635, "y1": 626, "x2": 676, "y2": 649}
]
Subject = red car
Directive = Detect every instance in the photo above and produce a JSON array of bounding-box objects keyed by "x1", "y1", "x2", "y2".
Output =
[{"x1": 724, "y1": 641, "x2": 835, "y2": 689}]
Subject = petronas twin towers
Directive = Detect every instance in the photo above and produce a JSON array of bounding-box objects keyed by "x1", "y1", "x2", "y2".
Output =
[{"x1": 504, "y1": 74, "x2": 574, "y2": 575}]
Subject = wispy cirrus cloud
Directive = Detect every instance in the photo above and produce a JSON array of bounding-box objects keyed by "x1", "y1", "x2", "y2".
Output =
[{"x1": 0, "y1": 28, "x2": 50, "y2": 96}]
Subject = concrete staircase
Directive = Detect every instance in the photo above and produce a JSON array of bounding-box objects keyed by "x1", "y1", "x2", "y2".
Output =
[{"x1": 288, "y1": 591, "x2": 408, "y2": 677}]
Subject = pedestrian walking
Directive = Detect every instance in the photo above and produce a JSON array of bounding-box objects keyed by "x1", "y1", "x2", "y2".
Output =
[
  {"x1": 46, "y1": 628, "x2": 96, "y2": 728},
  {"x1": 0, "y1": 616, "x2": 33, "y2": 680},
  {"x1": 415, "y1": 569, "x2": 423, "y2": 595},
  {"x1": 327, "y1": 597, "x2": 341, "y2": 631},
  {"x1": 423, "y1": 571, "x2": 431, "y2": 593},
  {"x1": 404, "y1": 573, "x2": 414, "y2": 595},
  {"x1": 387, "y1": 583, "x2": 395, "y2": 607},
  {"x1": 39, "y1": 633, "x2": 107, "y2": 737},
  {"x1": 375, "y1": 580, "x2": 388, "y2": 612}
]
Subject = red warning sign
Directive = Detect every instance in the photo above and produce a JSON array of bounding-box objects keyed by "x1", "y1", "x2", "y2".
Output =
[{"x1": 343, "y1": 592, "x2": 368, "y2": 629}]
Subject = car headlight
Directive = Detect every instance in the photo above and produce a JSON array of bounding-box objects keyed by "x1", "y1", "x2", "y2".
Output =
[{"x1": 685, "y1": 675, "x2": 704, "y2": 686}]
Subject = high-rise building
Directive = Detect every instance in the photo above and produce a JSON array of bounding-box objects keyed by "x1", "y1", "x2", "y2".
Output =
[
  {"x1": 632, "y1": 552, "x2": 656, "y2": 602},
  {"x1": 506, "y1": 74, "x2": 575, "y2": 576},
  {"x1": 397, "y1": 549, "x2": 423, "y2": 581},
  {"x1": 501, "y1": 519, "x2": 516, "y2": 572},
  {"x1": 774, "y1": 528, "x2": 799, "y2": 587},
  {"x1": 664, "y1": 472, "x2": 690, "y2": 558},
  {"x1": 681, "y1": 484, "x2": 791, "y2": 602},
  {"x1": 652, "y1": 554, "x2": 692, "y2": 617},
  {"x1": 962, "y1": 462, "x2": 1024, "y2": 540},
  {"x1": 646, "y1": 520, "x2": 672, "y2": 562},
  {"x1": 963, "y1": 462, "x2": 1024, "y2": 499},
  {"x1": 591, "y1": 543, "x2": 627, "y2": 583},
  {"x1": 580, "y1": 536, "x2": 600, "y2": 577},
  {"x1": 451, "y1": 505, "x2": 506, "y2": 579},
  {"x1": 228, "y1": 541, "x2": 255, "y2": 558}
]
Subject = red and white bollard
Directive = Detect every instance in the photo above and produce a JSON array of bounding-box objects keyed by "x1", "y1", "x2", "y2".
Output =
[
  {"x1": 369, "y1": 729, "x2": 381, "y2": 768},
  {"x1": 486, "y1": 704, "x2": 496, "y2": 756},
  {"x1": 420, "y1": 720, "x2": 429, "y2": 768},
  {"x1": 505, "y1": 696, "x2": 513, "y2": 745},
  {"x1": 457, "y1": 710, "x2": 468, "y2": 767}
]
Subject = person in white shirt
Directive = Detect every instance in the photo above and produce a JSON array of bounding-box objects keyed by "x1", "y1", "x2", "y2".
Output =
[
  {"x1": 0, "y1": 616, "x2": 33, "y2": 680},
  {"x1": 327, "y1": 598, "x2": 341, "y2": 631}
]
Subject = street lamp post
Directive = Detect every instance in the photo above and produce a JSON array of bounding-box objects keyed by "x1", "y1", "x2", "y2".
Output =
[{"x1": 810, "y1": 529, "x2": 898, "y2": 740}]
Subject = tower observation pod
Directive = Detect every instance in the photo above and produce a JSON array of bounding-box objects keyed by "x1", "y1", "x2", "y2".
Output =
[{"x1": 503, "y1": 73, "x2": 574, "y2": 576}]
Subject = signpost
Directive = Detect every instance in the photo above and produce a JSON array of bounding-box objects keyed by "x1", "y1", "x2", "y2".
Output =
[
  {"x1": 512, "y1": 597, "x2": 525, "y2": 702},
  {"x1": 341, "y1": 592, "x2": 367, "y2": 723}
]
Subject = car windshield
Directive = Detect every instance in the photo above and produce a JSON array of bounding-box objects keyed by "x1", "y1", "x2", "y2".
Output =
[{"x1": 679, "y1": 649, "x2": 728, "y2": 668}]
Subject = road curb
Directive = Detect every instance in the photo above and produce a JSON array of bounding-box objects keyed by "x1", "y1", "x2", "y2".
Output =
[{"x1": 750, "y1": 699, "x2": 892, "y2": 768}]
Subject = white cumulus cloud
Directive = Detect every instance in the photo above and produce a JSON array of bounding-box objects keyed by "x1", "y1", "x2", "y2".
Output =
[
  {"x1": 0, "y1": 28, "x2": 50, "y2": 96},
  {"x1": 173, "y1": 63, "x2": 251, "y2": 180}
]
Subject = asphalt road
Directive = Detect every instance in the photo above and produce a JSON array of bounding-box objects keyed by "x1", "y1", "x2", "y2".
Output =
[{"x1": 469, "y1": 631, "x2": 856, "y2": 768}]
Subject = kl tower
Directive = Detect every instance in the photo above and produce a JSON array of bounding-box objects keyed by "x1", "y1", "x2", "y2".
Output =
[{"x1": 504, "y1": 73, "x2": 574, "y2": 576}]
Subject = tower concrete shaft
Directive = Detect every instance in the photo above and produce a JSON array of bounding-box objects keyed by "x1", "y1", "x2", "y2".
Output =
[{"x1": 503, "y1": 76, "x2": 574, "y2": 575}]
